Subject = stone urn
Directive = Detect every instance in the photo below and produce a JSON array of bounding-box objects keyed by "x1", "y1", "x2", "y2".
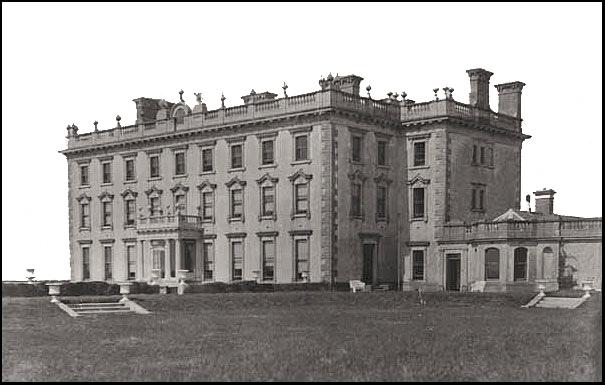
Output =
[
  {"x1": 119, "y1": 282, "x2": 133, "y2": 303},
  {"x1": 301, "y1": 271, "x2": 309, "y2": 283},
  {"x1": 45, "y1": 282, "x2": 62, "y2": 303},
  {"x1": 581, "y1": 279, "x2": 594, "y2": 298},
  {"x1": 150, "y1": 269, "x2": 161, "y2": 284},
  {"x1": 176, "y1": 270, "x2": 189, "y2": 295}
]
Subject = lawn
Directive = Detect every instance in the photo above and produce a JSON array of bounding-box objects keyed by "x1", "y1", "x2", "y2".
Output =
[{"x1": 2, "y1": 291, "x2": 602, "y2": 381}]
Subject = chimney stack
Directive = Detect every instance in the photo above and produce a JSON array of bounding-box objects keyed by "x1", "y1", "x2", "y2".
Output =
[
  {"x1": 332, "y1": 74, "x2": 364, "y2": 95},
  {"x1": 466, "y1": 68, "x2": 493, "y2": 110},
  {"x1": 533, "y1": 188, "x2": 556, "y2": 215},
  {"x1": 495, "y1": 81, "x2": 525, "y2": 119}
]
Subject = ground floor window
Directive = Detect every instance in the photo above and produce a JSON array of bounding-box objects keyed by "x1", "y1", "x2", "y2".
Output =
[
  {"x1": 104, "y1": 246, "x2": 113, "y2": 280},
  {"x1": 152, "y1": 248, "x2": 166, "y2": 278},
  {"x1": 183, "y1": 240, "x2": 196, "y2": 272},
  {"x1": 295, "y1": 239, "x2": 309, "y2": 281},
  {"x1": 126, "y1": 245, "x2": 136, "y2": 280},
  {"x1": 203, "y1": 242, "x2": 214, "y2": 281},
  {"x1": 485, "y1": 248, "x2": 500, "y2": 280},
  {"x1": 231, "y1": 241, "x2": 243, "y2": 281},
  {"x1": 262, "y1": 240, "x2": 275, "y2": 281},
  {"x1": 514, "y1": 247, "x2": 528, "y2": 281},
  {"x1": 82, "y1": 247, "x2": 90, "y2": 280},
  {"x1": 412, "y1": 250, "x2": 424, "y2": 280}
]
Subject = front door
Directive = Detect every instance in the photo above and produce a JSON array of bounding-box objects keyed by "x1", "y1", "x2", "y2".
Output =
[
  {"x1": 362, "y1": 243, "x2": 374, "y2": 285},
  {"x1": 446, "y1": 254, "x2": 461, "y2": 291}
]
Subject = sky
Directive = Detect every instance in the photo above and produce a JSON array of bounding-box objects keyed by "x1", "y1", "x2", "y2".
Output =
[{"x1": 2, "y1": 2, "x2": 602, "y2": 281}]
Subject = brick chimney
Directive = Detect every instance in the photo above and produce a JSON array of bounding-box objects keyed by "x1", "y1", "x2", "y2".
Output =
[
  {"x1": 533, "y1": 188, "x2": 556, "y2": 215},
  {"x1": 133, "y1": 98, "x2": 163, "y2": 124},
  {"x1": 333, "y1": 74, "x2": 364, "y2": 95},
  {"x1": 466, "y1": 68, "x2": 493, "y2": 110},
  {"x1": 495, "y1": 81, "x2": 525, "y2": 119}
]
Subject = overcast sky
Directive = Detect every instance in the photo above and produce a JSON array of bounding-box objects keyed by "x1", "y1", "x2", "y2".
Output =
[{"x1": 2, "y1": 2, "x2": 602, "y2": 281}]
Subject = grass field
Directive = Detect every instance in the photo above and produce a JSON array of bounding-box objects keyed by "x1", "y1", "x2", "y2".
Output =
[{"x1": 2, "y1": 291, "x2": 601, "y2": 381}]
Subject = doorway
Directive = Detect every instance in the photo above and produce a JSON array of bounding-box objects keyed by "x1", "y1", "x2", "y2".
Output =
[
  {"x1": 362, "y1": 243, "x2": 375, "y2": 285},
  {"x1": 446, "y1": 254, "x2": 461, "y2": 291}
]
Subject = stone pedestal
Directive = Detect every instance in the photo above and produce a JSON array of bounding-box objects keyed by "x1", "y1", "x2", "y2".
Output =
[
  {"x1": 119, "y1": 282, "x2": 133, "y2": 303},
  {"x1": 45, "y1": 282, "x2": 62, "y2": 303}
]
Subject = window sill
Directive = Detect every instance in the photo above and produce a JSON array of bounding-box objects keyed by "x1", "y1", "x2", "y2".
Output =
[
  {"x1": 291, "y1": 159, "x2": 311, "y2": 166},
  {"x1": 123, "y1": 179, "x2": 137, "y2": 184},
  {"x1": 79, "y1": 227, "x2": 91, "y2": 232},
  {"x1": 349, "y1": 160, "x2": 364, "y2": 166},
  {"x1": 228, "y1": 217, "x2": 244, "y2": 223},
  {"x1": 259, "y1": 163, "x2": 278, "y2": 170},
  {"x1": 471, "y1": 209, "x2": 485, "y2": 213},
  {"x1": 228, "y1": 167, "x2": 246, "y2": 173},
  {"x1": 101, "y1": 226, "x2": 113, "y2": 231},
  {"x1": 173, "y1": 174, "x2": 188, "y2": 179},
  {"x1": 100, "y1": 182, "x2": 113, "y2": 187},
  {"x1": 148, "y1": 177, "x2": 162, "y2": 182},
  {"x1": 79, "y1": 185, "x2": 91, "y2": 189},
  {"x1": 292, "y1": 213, "x2": 310, "y2": 219},
  {"x1": 201, "y1": 219, "x2": 215, "y2": 224},
  {"x1": 124, "y1": 224, "x2": 136, "y2": 229},
  {"x1": 376, "y1": 165, "x2": 391, "y2": 170},
  {"x1": 200, "y1": 170, "x2": 215, "y2": 175},
  {"x1": 259, "y1": 215, "x2": 277, "y2": 221},
  {"x1": 409, "y1": 165, "x2": 429, "y2": 170},
  {"x1": 350, "y1": 215, "x2": 364, "y2": 221},
  {"x1": 410, "y1": 217, "x2": 427, "y2": 222}
]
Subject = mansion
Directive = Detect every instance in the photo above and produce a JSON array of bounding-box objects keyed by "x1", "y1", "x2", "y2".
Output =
[{"x1": 60, "y1": 69, "x2": 602, "y2": 291}]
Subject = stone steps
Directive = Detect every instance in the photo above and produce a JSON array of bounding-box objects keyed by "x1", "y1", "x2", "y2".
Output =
[
  {"x1": 53, "y1": 299, "x2": 151, "y2": 317},
  {"x1": 535, "y1": 297, "x2": 586, "y2": 309}
]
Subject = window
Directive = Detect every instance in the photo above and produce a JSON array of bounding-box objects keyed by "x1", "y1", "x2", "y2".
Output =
[
  {"x1": 376, "y1": 186, "x2": 387, "y2": 219},
  {"x1": 175, "y1": 194, "x2": 186, "y2": 214},
  {"x1": 294, "y1": 135, "x2": 308, "y2": 161},
  {"x1": 471, "y1": 189, "x2": 476, "y2": 210},
  {"x1": 294, "y1": 239, "x2": 309, "y2": 281},
  {"x1": 82, "y1": 247, "x2": 90, "y2": 280},
  {"x1": 480, "y1": 147, "x2": 485, "y2": 165},
  {"x1": 174, "y1": 108, "x2": 185, "y2": 124},
  {"x1": 102, "y1": 162, "x2": 111, "y2": 184},
  {"x1": 80, "y1": 165, "x2": 89, "y2": 186},
  {"x1": 472, "y1": 145, "x2": 478, "y2": 164},
  {"x1": 80, "y1": 202, "x2": 90, "y2": 228},
  {"x1": 377, "y1": 141, "x2": 387, "y2": 166},
  {"x1": 125, "y1": 199, "x2": 136, "y2": 226},
  {"x1": 351, "y1": 182, "x2": 362, "y2": 217},
  {"x1": 262, "y1": 240, "x2": 275, "y2": 281},
  {"x1": 351, "y1": 136, "x2": 362, "y2": 162},
  {"x1": 150, "y1": 196, "x2": 160, "y2": 216},
  {"x1": 479, "y1": 190, "x2": 484, "y2": 210},
  {"x1": 485, "y1": 248, "x2": 500, "y2": 280},
  {"x1": 231, "y1": 241, "x2": 243, "y2": 281},
  {"x1": 488, "y1": 147, "x2": 494, "y2": 167},
  {"x1": 202, "y1": 191, "x2": 214, "y2": 220},
  {"x1": 150, "y1": 155, "x2": 160, "y2": 178},
  {"x1": 127, "y1": 245, "x2": 136, "y2": 280},
  {"x1": 201, "y1": 148, "x2": 213, "y2": 172},
  {"x1": 261, "y1": 186, "x2": 275, "y2": 217},
  {"x1": 102, "y1": 201, "x2": 112, "y2": 227},
  {"x1": 183, "y1": 241, "x2": 196, "y2": 272},
  {"x1": 412, "y1": 250, "x2": 424, "y2": 280},
  {"x1": 231, "y1": 189, "x2": 243, "y2": 219},
  {"x1": 104, "y1": 246, "x2": 113, "y2": 280},
  {"x1": 514, "y1": 248, "x2": 528, "y2": 281},
  {"x1": 203, "y1": 242, "x2": 214, "y2": 281},
  {"x1": 261, "y1": 140, "x2": 274, "y2": 165},
  {"x1": 471, "y1": 185, "x2": 486, "y2": 211},
  {"x1": 231, "y1": 144, "x2": 243, "y2": 169},
  {"x1": 175, "y1": 152, "x2": 186, "y2": 175},
  {"x1": 295, "y1": 183, "x2": 309, "y2": 215},
  {"x1": 413, "y1": 142, "x2": 426, "y2": 166},
  {"x1": 125, "y1": 159, "x2": 135, "y2": 181},
  {"x1": 412, "y1": 187, "x2": 425, "y2": 219},
  {"x1": 152, "y1": 248, "x2": 165, "y2": 278}
]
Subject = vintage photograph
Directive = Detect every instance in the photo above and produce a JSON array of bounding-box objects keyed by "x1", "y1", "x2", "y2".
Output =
[{"x1": 2, "y1": 2, "x2": 602, "y2": 382}]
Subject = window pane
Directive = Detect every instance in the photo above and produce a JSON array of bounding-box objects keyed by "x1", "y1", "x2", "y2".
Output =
[
  {"x1": 412, "y1": 250, "x2": 424, "y2": 280},
  {"x1": 295, "y1": 136, "x2": 308, "y2": 161},
  {"x1": 202, "y1": 149, "x2": 213, "y2": 172},
  {"x1": 231, "y1": 145, "x2": 243, "y2": 168},
  {"x1": 413, "y1": 188, "x2": 424, "y2": 218},
  {"x1": 479, "y1": 190, "x2": 484, "y2": 210},
  {"x1": 471, "y1": 188, "x2": 476, "y2": 209},
  {"x1": 81, "y1": 203, "x2": 90, "y2": 228},
  {"x1": 485, "y1": 248, "x2": 500, "y2": 280},
  {"x1": 126, "y1": 200, "x2": 135, "y2": 225},
  {"x1": 175, "y1": 194, "x2": 185, "y2": 213},
  {"x1": 262, "y1": 240, "x2": 274, "y2": 281},
  {"x1": 472, "y1": 145, "x2": 477, "y2": 164},
  {"x1": 480, "y1": 147, "x2": 485, "y2": 164},
  {"x1": 262, "y1": 140, "x2": 274, "y2": 165},
  {"x1": 103, "y1": 202, "x2": 112, "y2": 226},
  {"x1": 231, "y1": 189, "x2": 243, "y2": 218},
  {"x1": 514, "y1": 248, "x2": 527, "y2": 281},
  {"x1": 295, "y1": 183, "x2": 308, "y2": 214},
  {"x1": 127, "y1": 245, "x2": 136, "y2": 280},
  {"x1": 202, "y1": 191, "x2": 214, "y2": 220},
  {"x1": 377, "y1": 141, "x2": 386, "y2": 166},
  {"x1": 150, "y1": 197, "x2": 160, "y2": 216},
  {"x1": 102, "y1": 163, "x2": 111, "y2": 183},
  {"x1": 414, "y1": 142, "x2": 426, "y2": 166}
]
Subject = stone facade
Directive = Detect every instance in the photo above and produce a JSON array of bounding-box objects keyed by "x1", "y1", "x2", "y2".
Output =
[{"x1": 60, "y1": 69, "x2": 602, "y2": 291}]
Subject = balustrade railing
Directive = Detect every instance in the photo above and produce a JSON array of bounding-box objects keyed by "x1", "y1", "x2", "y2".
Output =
[{"x1": 138, "y1": 214, "x2": 203, "y2": 229}]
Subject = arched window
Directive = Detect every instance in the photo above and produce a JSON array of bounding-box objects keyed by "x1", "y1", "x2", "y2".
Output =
[
  {"x1": 541, "y1": 247, "x2": 554, "y2": 279},
  {"x1": 174, "y1": 108, "x2": 186, "y2": 125},
  {"x1": 485, "y1": 248, "x2": 500, "y2": 280},
  {"x1": 514, "y1": 247, "x2": 528, "y2": 281}
]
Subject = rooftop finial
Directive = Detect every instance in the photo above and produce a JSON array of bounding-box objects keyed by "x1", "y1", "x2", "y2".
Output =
[
  {"x1": 366, "y1": 85, "x2": 371, "y2": 99},
  {"x1": 401, "y1": 91, "x2": 407, "y2": 100},
  {"x1": 282, "y1": 82, "x2": 288, "y2": 98},
  {"x1": 116, "y1": 115, "x2": 121, "y2": 128},
  {"x1": 179, "y1": 89, "x2": 184, "y2": 103},
  {"x1": 221, "y1": 93, "x2": 226, "y2": 108},
  {"x1": 194, "y1": 92, "x2": 202, "y2": 105},
  {"x1": 433, "y1": 88, "x2": 440, "y2": 101},
  {"x1": 93, "y1": 120, "x2": 98, "y2": 132}
]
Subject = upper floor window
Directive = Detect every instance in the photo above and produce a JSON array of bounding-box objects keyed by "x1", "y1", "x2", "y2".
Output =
[
  {"x1": 231, "y1": 189, "x2": 243, "y2": 219},
  {"x1": 125, "y1": 199, "x2": 136, "y2": 226},
  {"x1": 174, "y1": 108, "x2": 186, "y2": 125},
  {"x1": 480, "y1": 146, "x2": 486, "y2": 165},
  {"x1": 377, "y1": 140, "x2": 387, "y2": 166},
  {"x1": 471, "y1": 184, "x2": 486, "y2": 212},
  {"x1": 412, "y1": 187, "x2": 425, "y2": 219},
  {"x1": 150, "y1": 196, "x2": 160, "y2": 216},
  {"x1": 80, "y1": 165, "x2": 89, "y2": 186},
  {"x1": 261, "y1": 186, "x2": 275, "y2": 217},
  {"x1": 125, "y1": 159, "x2": 136, "y2": 181},
  {"x1": 351, "y1": 136, "x2": 363, "y2": 163},
  {"x1": 175, "y1": 193, "x2": 186, "y2": 214},
  {"x1": 261, "y1": 140, "x2": 275, "y2": 165},
  {"x1": 198, "y1": 181, "x2": 217, "y2": 223},
  {"x1": 472, "y1": 145, "x2": 478, "y2": 164},
  {"x1": 150, "y1": 155, "x2": 160, "y2": 178},
  {"x1": 231, "y1": 144, "x2": 243, "y2": 169},
  {"x1": 201, "y1": 148, "x2": 213, "y2": 172},
  {"x1": 294, "y1": 135, "x2": 308, "y2": 161},
  {"x1": 413, "y1": 142, "x2": 426, "y2": 166},
  {"x1": 376, "y1": 185, "x2": 387, "y2": 219},
  {"x1": 102, "y1": 201, "x2": 112, "y2": 227},
  {"x1": 295, "y1": 184, "x2": 308, "y2": 215},
  {"x1": 351, "y1": 182, "x2": 363, "y2": 218},
  {"x1": 102, "y1": 162, "x2": 112, "y2": 184},
  {"x1": 80, "y1": 202, "x2": 90, "y2": 228},
  {"x1": 175, "y1": 152, "x2": 186, "y2": 176}
]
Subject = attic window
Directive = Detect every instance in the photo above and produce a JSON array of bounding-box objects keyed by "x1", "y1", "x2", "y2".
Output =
[{"x1": 174, "y1": 108, "x2": 186, "y2": 124}]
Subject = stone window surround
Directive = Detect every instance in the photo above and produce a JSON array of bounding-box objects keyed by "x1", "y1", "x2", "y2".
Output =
[
  {"x1": 76, "y1": 193, "x2": 92, "y2": 231},
  {"x1": 348, "y1": 169, "x2": 367, "y2": 220},
  {"x1": 472, "y1": 141, "x2": 495, "y2": 169},
  {"x1": 407, "y1": 174, "x2": 430, "y2": 222},
  {"x1": 171, "y1": 145, "x2": 189, "y2": 178},
  {"x1": 98, "y1": 191, "x2": 114, "y2": 229},
  {"x1": 471, "y1": 182, "x2": 487, "y2": 213},
  {"x1": 197, "y1": 181, "x2": 217, "y2": 224},
  {"x1": 77, "y1": 159, "x2": 91, "y2": 187},
  {"x1": 226, "y1": 232, "x2": 247, "y2": 282},
  {"x1": 170, "y1": 182, "x2": 189, "y2": 214},
  {"x1": 120, "y1": 188, "x2": 138, "y2": 228},
  {"x1": 226, "y1": 176, "x2": 247, "y2": 223},
  {"x1": 375, "y1": 132, "x2": 392, "y2": 169},
  {"x1": 256, "y1": 173, "x2": 279, "y2": 221},
  {"x1": 289, "y1": 126, "x2": 312, "y2": 165},
  {"x1": 256, "y1": 131, "x2": 279, "y2": 169},
  {"x1": 348, "y1": 127, "x2": 368, "y2": 165},
  {"x1": 256, "y1": 231, "x2": 279, "y2": 282},
  {"x1": 227, "y1": 135, "x2": 246, "y2": 171},
  {"x1": 99, "y1": 156, "x2": 114, "y2": 185},
  {"x1": 120, "y1": 152, "x2": 138, "y2": 184},
  {"x1": 484, "y1": 247, "x2": 501, "y2": 281},
  {"x1": 410, "y1": 246, "x2": 427, "y2": 282},
  {"x1": 407, "y1": 133, "x2": 430, "y2": 170},
  {"x1": 123, "y1": 240, "x2": 138, "y2": 281},
  {"x1": 374, "y1": 173, "x2": 393, "y2": 222},
  {"x1": 198, "y1": 140, "x2": 217, "y2": 175},
  {"x1": 146, "y1": 149, "x2": 163, "y2": 181},
  {"x1": 144, "y1": 186, "x2": 163, "y2": 216},
  {"x1": 288, "y1": 169, "x2": 312, "y2": 220},
  {"x1": 288, "y1": 229, "x2": 312, "y2": 282}
]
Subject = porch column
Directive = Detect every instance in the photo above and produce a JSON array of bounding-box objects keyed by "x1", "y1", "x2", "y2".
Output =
[{"x1": 175, "y1": 238, "x2": 181, "y2": 271}]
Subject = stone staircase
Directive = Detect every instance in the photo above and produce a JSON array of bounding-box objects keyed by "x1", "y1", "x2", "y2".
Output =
[{"x1": 54, "y1": 298, "x2": 151, "y2": 317}]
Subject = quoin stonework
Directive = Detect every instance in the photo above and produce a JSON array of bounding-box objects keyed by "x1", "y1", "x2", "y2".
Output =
[{"x1": 60, "y1": 69, "x2": 602, "y2": 291}]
